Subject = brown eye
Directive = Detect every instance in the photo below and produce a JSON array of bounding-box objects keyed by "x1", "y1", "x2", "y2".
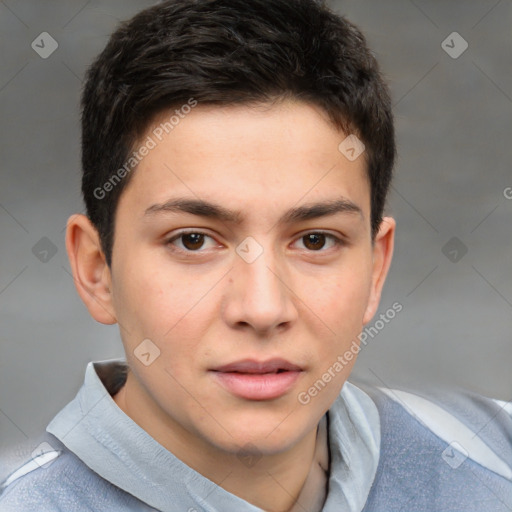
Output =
[
  {"x1": 167, "y1": 231, "x2": 217, "y2": 252},
  {"x1": 181, "y1": 233, "x2": 205, "y2": 250},
  {"x1": 294, "y1": 232, "x2": 343, "y2": 252},
  {"x1": 302, "y1": 233, "x2": 326, "y2": 250},
  {"x1": 166, "y1": 230, "x2": 225, "y2": 257}
]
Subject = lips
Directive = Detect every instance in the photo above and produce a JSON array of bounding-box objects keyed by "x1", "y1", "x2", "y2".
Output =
[
  {"x1": 211, "y1": 359, "x2": 303, "y2": 400},
  {"x1": 212, "y1": 358, "x2": 303, "y2": 374}
]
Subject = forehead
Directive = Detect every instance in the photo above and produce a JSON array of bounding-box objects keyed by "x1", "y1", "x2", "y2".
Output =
[{"x1": 119, "y1": 100, "x2": 370, "y2": 220}]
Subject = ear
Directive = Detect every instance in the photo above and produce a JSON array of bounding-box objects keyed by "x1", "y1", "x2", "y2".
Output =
[
  {"x1": 65, "y1": 214, "x2": 117, "y2": 325},
  {"x1": 362, "y1": 216, "x2": 396, "y2": 325}
]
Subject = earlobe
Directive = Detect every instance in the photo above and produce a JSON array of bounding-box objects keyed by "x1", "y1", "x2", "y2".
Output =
[
  {"x1": 65, "y1": 214, "x2": 117, "y2": 325},
  {"x1": 362, "y1": 216, "x2": 396, "y2": 325}
]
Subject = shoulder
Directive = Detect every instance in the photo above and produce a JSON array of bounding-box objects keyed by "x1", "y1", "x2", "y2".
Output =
[
  {"x1": 0, "y1": 435, "x2": 152, "y2": 512},
  {"x1": 357, "y1": 384, "x2": 512, "y2": 511}
]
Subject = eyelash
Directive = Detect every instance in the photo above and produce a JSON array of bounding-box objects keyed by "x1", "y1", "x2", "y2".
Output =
[{"x1": 165, "y1": 230, "x2": 346, "y2": 254}]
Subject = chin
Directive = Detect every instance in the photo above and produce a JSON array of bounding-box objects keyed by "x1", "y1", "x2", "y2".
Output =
[{"x1": 205, "y1": 415, "x2": 309, "y2": 455}]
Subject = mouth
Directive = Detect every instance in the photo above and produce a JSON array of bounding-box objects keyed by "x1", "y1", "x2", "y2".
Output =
[
  {"x1": 212, "y1": 358, "x2": 303, "y2": 374},
  {"x1": 210, "y1": 359, "x2": 303, "y2": 400}
]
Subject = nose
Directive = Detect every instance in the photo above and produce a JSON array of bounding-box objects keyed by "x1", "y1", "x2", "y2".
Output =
[{"x1": 222, "y1": 246, "x2": 298, "y2": 335}]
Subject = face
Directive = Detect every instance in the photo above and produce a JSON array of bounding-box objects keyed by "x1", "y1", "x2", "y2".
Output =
[{"x1": 73, "y1": 99, "x2": 394, "y2": 459}]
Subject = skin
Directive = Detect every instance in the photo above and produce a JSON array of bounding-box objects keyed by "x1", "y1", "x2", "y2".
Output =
[{"x1": 66, "y1": 99, "x2": 395, "y2": 512}]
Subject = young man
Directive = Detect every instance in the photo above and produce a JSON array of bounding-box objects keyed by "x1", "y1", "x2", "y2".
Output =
[{"x1": 1, "y1": 0, "x2": 511, "y2": 510}]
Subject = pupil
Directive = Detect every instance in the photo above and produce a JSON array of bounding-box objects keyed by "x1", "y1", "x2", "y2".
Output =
[
  {"x1": 183, "y1": 233, "x2": 204, "y2": 250},
  {"x1": 304, "y1": 233, "x2": 325, "y2": 250}
]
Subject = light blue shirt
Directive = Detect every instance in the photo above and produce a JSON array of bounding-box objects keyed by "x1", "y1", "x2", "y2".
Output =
[
  {"x1": 0, "y1": 360, "x2": 381, "y2": 511},
  {"x1": 2, "y1": 360, "x2": 511, "y2": 510}
]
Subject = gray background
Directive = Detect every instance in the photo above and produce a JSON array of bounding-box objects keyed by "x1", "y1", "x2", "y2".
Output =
[{"x1": 1, "y1": 0, "x2": 511, "y2": 480}]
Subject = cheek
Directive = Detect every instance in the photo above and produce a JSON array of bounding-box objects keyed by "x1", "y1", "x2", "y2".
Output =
[
  {"x1": 113, "y1": 257, "x2": 211, "y2": 333},
  {"x1": 112, "y1": 261, "x2": 220, "y2": 374},
  {"x1": 299, "y1": 267, "x2": 371, "y2": 405},
  {"x1": 316, "y1": 262, "x2": 372, "y2": 328},
  {"x1": 304, "y1": 257, "x2": 372, "y2": 376}
]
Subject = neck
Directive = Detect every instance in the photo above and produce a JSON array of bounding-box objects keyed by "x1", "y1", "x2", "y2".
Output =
[{"x1": 114, "y1": 370, "x2": 320, "y2": 512}]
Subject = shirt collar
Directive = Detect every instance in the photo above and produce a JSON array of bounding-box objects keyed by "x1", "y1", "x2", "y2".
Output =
[{"x1": 47, "y1": 360, "x2": 380, "y2": 512}]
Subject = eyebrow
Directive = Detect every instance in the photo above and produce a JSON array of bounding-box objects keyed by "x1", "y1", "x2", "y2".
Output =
[{"x1": 143, "y1": 197, "x2": 363, "y2": 224}]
